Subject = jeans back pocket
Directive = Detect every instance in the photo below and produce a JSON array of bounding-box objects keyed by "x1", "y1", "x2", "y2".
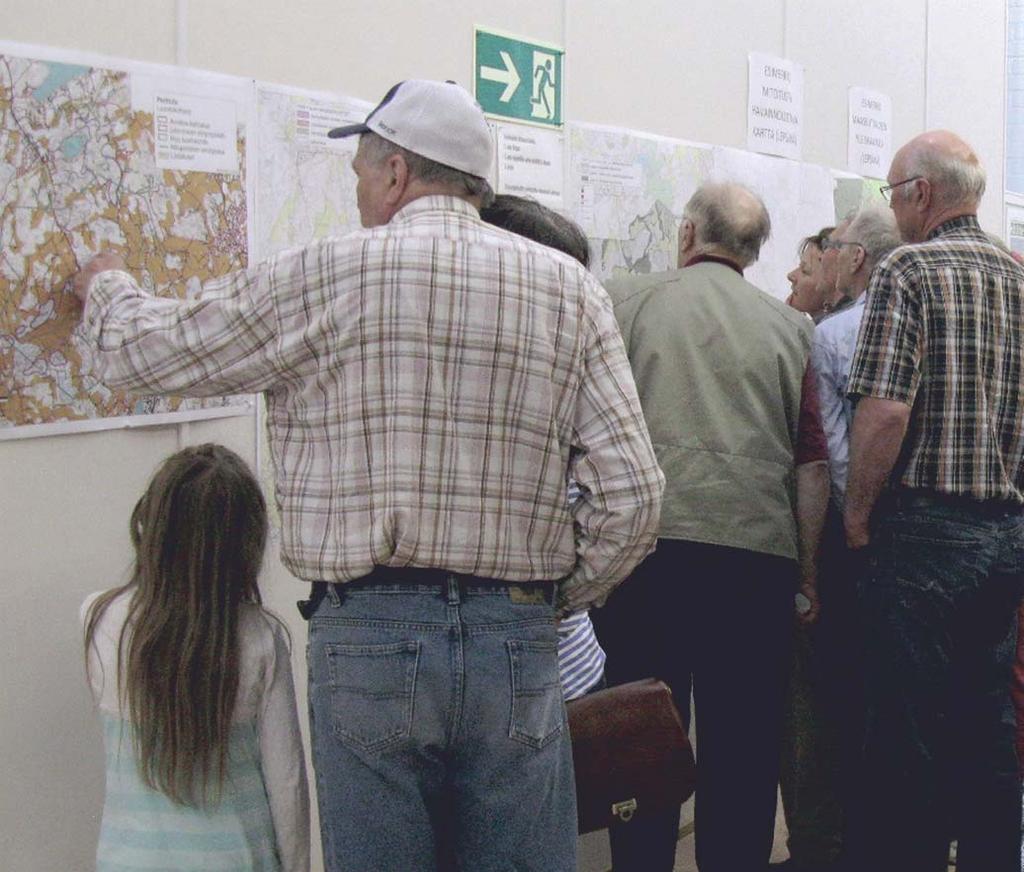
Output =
[
  {"x1": 325, "y1": 641, "x2": 420, "y2": 754},
  {"x1": 507, "y1": 639, "x2": 564, "y2": 749}
]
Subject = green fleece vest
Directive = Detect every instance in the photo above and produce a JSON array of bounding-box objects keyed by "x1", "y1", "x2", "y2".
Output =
[{"x1": 608, "y1": 262, "x2": 813, "y2": 560}]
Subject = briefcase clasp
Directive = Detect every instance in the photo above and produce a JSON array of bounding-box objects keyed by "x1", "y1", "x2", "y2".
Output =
[{"x1": 611, "y1": 798, "x2": 638, "y2": 823}]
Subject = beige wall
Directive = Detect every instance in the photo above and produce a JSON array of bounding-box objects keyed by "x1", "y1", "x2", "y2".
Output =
[{"x1": 0, "y1": 2, "x2": 1009, "y2": 870}]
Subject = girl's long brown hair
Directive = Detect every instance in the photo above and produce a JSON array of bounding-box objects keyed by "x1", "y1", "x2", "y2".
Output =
[{"x1": 84, "y1": 444, "x2": 268, "y2": 806}]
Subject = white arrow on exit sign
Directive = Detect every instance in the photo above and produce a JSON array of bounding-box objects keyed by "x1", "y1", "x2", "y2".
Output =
[{"x1": 479, "y1": 50, "x2": 521, "y2": 103}]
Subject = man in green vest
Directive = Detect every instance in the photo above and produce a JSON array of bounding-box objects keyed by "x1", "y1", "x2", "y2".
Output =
[{"x1": 592, "y1": 182, "x2": 830, "y2": 872}]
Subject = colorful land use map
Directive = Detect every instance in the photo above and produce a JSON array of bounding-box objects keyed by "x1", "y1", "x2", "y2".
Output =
[
  {"x1": 567, "y1": 123, "x2": 713, "y2": 283},
  {"x1": 255, "y1": 85, "x2": 370, "y2": 258},
  {"x1": 0, "y1": 51, "x2": 249, "y2": 431},
  {"x1": 566, "y1": 123, "x2": 837, "y2": 298}
]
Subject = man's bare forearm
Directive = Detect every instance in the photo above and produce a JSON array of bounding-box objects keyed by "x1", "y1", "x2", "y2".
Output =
[
  {"x1": 796, "y1": 459, "x2": 829, "y2": 584},
  {"x1": 844, "y1": 396, "x2": 912, "y2": 548},
  {"x1": 795, "y1": 459, "x2": 829, "y2": 623}
]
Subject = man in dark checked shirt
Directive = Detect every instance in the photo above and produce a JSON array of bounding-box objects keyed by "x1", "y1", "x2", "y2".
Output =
[{"x1": 844, "y1": 130, "x2": 1024, "y2": 872}]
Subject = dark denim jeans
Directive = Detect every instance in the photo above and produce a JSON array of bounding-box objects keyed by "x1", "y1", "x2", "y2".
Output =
[
  {"x1": 305, "y1": 575, "x2": 577, "y2": 872},
  {"x1": 850, "y1": 494, "x2": 1024, "y2": 872}
]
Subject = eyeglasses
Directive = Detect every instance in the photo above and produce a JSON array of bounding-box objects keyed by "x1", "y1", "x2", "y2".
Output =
[
  {"x1": 820, "y1": 239, "x2": 863, "y2": 252},
  {"x1": 879, "y1": 176, "x2": 923, "y2": 203}
]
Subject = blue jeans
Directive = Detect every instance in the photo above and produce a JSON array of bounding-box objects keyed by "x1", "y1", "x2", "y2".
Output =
[
  {"x1": 850, "y1": 494, "x2": 1024, "y2": 872},
  {"x1": 305, "y1": 574, "x2": 577, "y2": 872}
]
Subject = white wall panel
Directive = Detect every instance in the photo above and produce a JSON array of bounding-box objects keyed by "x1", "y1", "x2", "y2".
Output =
[
  {"x1": 1, "y1": 0, "x2": 177, "y2": 65},
  {"x1": 786, "y1": 0, "x2": 928, "y2": 172},
  {"x1": 187, "y1": 0, "x2": 564, "y2": 101},
  {"x1": 926, "y1": 0, "x2": 1006, "y2": 233},
  {"x1": 566, "y1": 0, "x2": 785, "y2": 146}
]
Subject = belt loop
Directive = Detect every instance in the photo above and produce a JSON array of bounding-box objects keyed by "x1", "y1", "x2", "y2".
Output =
[
  {"x1": 326, "y1": 583, "x2": 344, "y2": 607},
  {"x1": 445, "y1": 573, "x2": 461, "y2": 605}
]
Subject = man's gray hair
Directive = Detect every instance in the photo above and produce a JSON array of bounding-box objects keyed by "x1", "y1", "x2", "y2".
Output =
[
  {"x1": 684, "y1": 182, "x2": 771, "y2": 267},
  {"x1": 846, "y1": 206, "x2": 901, "y2": 267},
  {"x1": 360, "y1": 132, "x2": 494, "y2": 206},
  {"x1": 904, "y1": 147, "x2": 986, "y2": 208}
]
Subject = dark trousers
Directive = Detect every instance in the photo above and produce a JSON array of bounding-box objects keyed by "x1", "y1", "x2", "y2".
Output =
[
  {"x1": 847, "y1": 494, "x2": 1024, "y2": 872},
  {"x1": 591, "y1": 538, "x2": 797, "y2": 872},
  {"x1": 779, "y1": 511, "x2": 862, "y2": 865}
]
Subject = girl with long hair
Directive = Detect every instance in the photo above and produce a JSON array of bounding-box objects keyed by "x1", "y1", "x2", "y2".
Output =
[{"x1": 82, "y1": 444, "x2": 309, "y2": 871}]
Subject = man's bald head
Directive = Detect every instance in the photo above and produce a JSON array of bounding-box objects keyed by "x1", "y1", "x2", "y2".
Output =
[
  {"x1": 679, "y1": 182, "x2": 771, "y2": 269},
  {"x1": 896, "y1": 130, "x2": 986, "y2": 209},
  {"x1": 887, "y1": 131, "x2": 985, "y2": 241}
]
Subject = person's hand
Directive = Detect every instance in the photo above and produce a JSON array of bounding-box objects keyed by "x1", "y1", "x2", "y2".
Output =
[
  {"x1": 72, "y1": 253, "x2": 126, "y2": 304},
  {"x1": 795, "y1": 581, "x2": 820, "y2": 626}
]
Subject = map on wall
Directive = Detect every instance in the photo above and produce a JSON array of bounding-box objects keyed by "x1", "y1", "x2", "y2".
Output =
[
  {"x1": 0, "y1": 41, "x2": 870, "y2": 441},
  {"x1": 254, "y1": 84, "x2": 371, "y2": 259},
  {"x1": 566, "y1": 122, "x2": 713, "y2": 282},
  {"x1": 565, "y1": 123, "x2": 837, "y2": 299},
  {"x1": 0, "y1": 45, "x2": 253, "y2": 436},
  {"x1": 710, "y1": 146, "x2": 836, "y2": 300}
]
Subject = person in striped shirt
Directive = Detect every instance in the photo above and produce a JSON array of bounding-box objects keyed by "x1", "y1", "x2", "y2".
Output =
[{"x1": 479, "y1": 193, "x2": 607, "y2": 701}]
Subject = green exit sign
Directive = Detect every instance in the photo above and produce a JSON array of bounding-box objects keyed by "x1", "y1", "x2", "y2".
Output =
[{"x1": 474, "y1": 27, "x2": 563, "y2": 127}]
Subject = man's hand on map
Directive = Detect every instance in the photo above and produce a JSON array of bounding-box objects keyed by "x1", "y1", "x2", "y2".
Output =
[{"x1": 72, "y1": 253, "x2": 126, "y2": 304}]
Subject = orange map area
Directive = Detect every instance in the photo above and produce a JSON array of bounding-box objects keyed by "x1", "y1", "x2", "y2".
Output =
[{"x1": 0, "y1": 54, "x2": 248, "y2": 429}]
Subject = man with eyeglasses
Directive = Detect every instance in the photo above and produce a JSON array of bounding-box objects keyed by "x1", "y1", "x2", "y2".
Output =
[
  {"x1": 817, "y1": 220, "x2": 854, "y2": 318},
  {"x1": 775, "y1": 206, "x2": 902, "y2": 872},
  {"x1": 844, "y1": 130, "x2": 1024, "y2": 872}
]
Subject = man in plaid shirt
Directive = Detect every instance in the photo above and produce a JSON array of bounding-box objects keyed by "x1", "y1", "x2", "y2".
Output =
[
  {"x1": 73, "y1": 80, "x2": 663, "y2": 872},
  {"x1": 845, "y1": 130, "x2": 1024, "y2": 872}
]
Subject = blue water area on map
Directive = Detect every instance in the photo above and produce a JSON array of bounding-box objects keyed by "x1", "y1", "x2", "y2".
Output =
[
  {"x1": 32, "y1": 63, "x2": 91, "y2": 101},
  {"x1": 60, "y1": 135, "x2": 86, "y2": 160}
]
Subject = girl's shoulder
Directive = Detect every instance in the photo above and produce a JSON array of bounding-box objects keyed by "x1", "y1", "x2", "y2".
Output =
[
  {"x1": 238, "y1": 603, "x2": 292, "y2": 657},
  {"x1": 236, "y1": 605, "x2": 294, "y2": 711},
  {"x1": 80, "y1": 587, "x2": 131, "y2": 632}
]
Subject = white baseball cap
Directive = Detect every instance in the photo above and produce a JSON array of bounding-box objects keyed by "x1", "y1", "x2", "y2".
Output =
[{"x1": 328, "y1": 79, "x2": 493, "y2": 179}]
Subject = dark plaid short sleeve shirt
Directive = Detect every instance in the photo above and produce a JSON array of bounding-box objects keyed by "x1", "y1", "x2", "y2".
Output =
[
  {"x1": 82, "y1": 196, "x2": 664, "y2": 612},
  {"x1": 847, "y1": 215, "x2": 1024, "y2": 501}
]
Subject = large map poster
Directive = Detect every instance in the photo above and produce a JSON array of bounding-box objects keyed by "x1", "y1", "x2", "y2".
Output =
[
  {"x1": 0, "y1": 45, "x2": 253, "y2": 437},
  {"x1": 711, "y1": 146, "x2": 836, "y2": 300},
  {"x1": 565, "y1": 123, "x2": 837, "y2": 300},
  {"x1": 254, "y1": 84, "x2": 370, "y2": 259},
  {"x1": 567, "y1": 123, "x2": 712, "y2": 282}
]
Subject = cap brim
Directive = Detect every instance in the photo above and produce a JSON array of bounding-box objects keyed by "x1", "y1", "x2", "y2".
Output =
[{"x1": 327, "y1": 123, "x2": 370, "y2": 139}]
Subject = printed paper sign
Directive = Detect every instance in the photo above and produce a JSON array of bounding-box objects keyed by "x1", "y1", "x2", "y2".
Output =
[
  {"x1": 154, "y1": 92, "x2": 238, "y2": 173},
  {"x1": 496, "y1": 125, "x2": 564, "y2": 208},
  {"x1": 848, "y1": 87, "x2": 892, "y2": 179},
  {"x1": 747, "y1": 53, "x2": 803, "y2": 161}
]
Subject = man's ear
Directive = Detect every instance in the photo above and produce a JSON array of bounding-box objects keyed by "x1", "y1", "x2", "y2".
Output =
[
  {"x1": 383, "y1": 153, "x2": 410, "y2": 207},
  {"x1": 677, "y1": 218, "x2": 695, "y2": 267},
  {"x1": 913, "y1": 177, "x2": 932, "y2": 213},
  {"x1": 681, "y1": 218, "x2": 695, "y2": 247},
  {"x1": 851, "y1": 245, "x2": 867, "y2": 275}
]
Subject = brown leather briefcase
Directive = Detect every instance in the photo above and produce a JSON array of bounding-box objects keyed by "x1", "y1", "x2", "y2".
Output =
[{"x1": 566, "y1": 678, "x2": 696, "y2": 834}]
